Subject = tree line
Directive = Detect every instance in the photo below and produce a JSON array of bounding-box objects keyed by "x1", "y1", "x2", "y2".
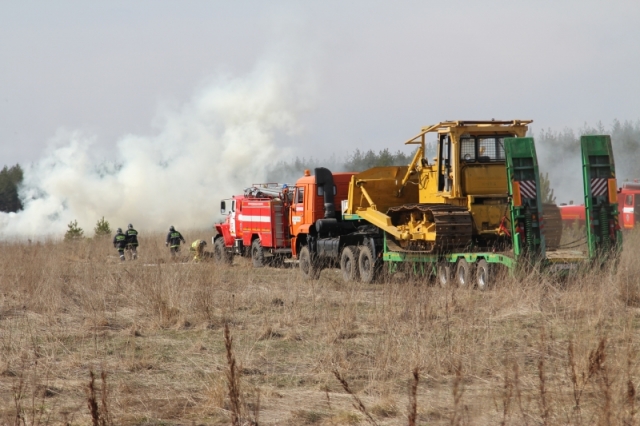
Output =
[
  {"x1": 265, "y1": 148, "x2": 416, "y2": 183},
  {"x1": 0, "y1": 164, "x2": 23, "y2": 213},
  {"x1": 536, "y1": 119, "x2": 640, "y2": 182}
]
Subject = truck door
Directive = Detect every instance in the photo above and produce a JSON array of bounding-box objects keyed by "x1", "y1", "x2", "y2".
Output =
[
  {"x1": 290, "y1": 186, "x2": 305, "y2": 235},
  {"x1": 634, "y1": 194, "x2": 640, "y2": 228},
  {"x1": 229, "y1": 200, "x2": 237, "y2": 237}
]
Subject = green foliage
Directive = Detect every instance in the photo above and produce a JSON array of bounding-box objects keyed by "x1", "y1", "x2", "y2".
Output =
[
  {"x1": 64, "y1": 220, "x2": 85, "y2": 241},
  {"x1": 343, "y1": 148, "x2": 412, "y2": 171},
  {"x1": 0, "y1": 164, "x2": 23, "y2": 213},
  {"x1": 539, "y1": 172, "x2": 556, "y2": 204},
  {"x1": 93, "y1": 217, "x2": 111, "y2": 238}
]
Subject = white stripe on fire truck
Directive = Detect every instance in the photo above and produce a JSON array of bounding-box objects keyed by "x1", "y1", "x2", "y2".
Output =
[
  {"x1": 519, "y1": 180, "x2": 537, "y2": 199},
  {"x1": 238, "y1": 215, "x2": 272, "y2": 223},
  {"x1": 623, "y1": 207, "x2": 634, "y2": 213},
  {"x1": 591, "y1": 178, "x2": 608, "y2": 197}
]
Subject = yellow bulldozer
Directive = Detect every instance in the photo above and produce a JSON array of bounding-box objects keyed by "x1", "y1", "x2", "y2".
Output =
[{"x1": 344, "y1": 120, "x2": 562, "y2": 253}]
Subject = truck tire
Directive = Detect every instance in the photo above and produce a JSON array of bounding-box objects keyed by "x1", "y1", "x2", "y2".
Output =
[
  {"x1": 437, "y1": 263, "x2": 451, "y2": 287},
  {"x1": 214, "y1": 238, "x2": 233, "y2": 265},
  {"x1": 358, "y1": 246, "x2": 377, "y2": 284},
  {"x1": 251, "y1": 239, "x2": 265, "y2": 268},
  {"x1": 476, "y1": 259, "x2": 490, "y2": 291},
  {"x1": 340, "y1": 246, "x2": 359, "y2": 283},
  {"x1": 455, "y1": 258, "x2": 473, "y2": 288},
  {"x1": 299, "y1": 246, "x2": 320, "y2": 280}
]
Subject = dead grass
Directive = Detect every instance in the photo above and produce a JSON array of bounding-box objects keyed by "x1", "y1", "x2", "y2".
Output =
[{"x1": 0, "y1": 231, "x2": 640, "y2": 424}]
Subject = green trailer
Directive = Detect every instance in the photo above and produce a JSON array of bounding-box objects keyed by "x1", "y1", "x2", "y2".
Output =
[{"x1": 349, "y1": 136, "x2": 620, "y2": 289}]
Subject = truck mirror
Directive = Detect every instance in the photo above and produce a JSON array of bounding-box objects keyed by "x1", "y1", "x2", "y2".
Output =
[{"x1": 220, "y1": 201, "x2": 226, "y2": 215}]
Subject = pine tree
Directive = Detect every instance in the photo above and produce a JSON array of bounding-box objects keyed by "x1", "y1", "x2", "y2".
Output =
[
  {"x1": 93, "y1": 217, "x2": 111, "y2": 238},
  {"x1": 64, "y1": 220, "x2": 85, "y2": 241}
]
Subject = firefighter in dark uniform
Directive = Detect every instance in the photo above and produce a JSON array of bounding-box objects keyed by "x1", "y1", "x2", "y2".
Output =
[
  {"x1": 125, "y1": 223, "x2": 139, "y2": 260},
  {"x1": 166, "y1": 226, "x2": 185, "y2": 257},
  {"x1": 113, "y1": 228, "x2": 127, "y2": 261}
]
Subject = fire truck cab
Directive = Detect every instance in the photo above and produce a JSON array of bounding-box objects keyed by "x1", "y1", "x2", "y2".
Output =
[{"x1": 289, "y1": 169, "x2": 356, "y2": 258}]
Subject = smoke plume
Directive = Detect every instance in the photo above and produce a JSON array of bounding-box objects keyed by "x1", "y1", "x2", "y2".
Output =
[{"x1": 0, "y1": 63, "x2": 305, "y2": 239}]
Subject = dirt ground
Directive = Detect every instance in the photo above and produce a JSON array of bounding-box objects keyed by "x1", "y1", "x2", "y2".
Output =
[{"x1": 1, "y1": 230, "x2": 640, "y2": 425}]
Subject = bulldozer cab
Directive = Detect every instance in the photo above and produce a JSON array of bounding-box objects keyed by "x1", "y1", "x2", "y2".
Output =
[
  {"x1": 454, "y1": 134, "x2": 510, "y2": 196},
  {"x1": 401, "y1": 121, "x2": 531, "y2": 201}
]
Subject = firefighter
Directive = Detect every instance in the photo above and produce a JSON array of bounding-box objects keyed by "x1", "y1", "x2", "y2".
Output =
[
  {"x1": 113, "y1": 228, "x2": 127, "y2": 261},
  {"x1": 190, "y1": 239, "x2": 207, "y2": 262},
  {"x1": 165, "y1": 226, "x2": 185, "y2": 257},
  {"x1": 125, "y1": 223, "x2": 139, "y2": 260}
]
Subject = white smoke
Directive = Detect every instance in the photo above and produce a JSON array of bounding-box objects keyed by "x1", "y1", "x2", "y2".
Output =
[{"x1": 0, "y1": 63, "x2": 307, "y2": 239}]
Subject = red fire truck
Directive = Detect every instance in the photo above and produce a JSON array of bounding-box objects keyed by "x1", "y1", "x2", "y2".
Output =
[
  {"x1": 213, "y1": 184, "x2": 293, "y2": 267},
  {"x1": 213, "y1": 169, "x2": 357, "y2": 268},
  {"x1": 559, "y1": 181, "x2": 640, "y2": 230}
]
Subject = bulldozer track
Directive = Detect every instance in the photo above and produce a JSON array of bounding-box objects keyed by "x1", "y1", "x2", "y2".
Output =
[{"x1": 386, "y1": 204, "x2": 473, "y2": 253}]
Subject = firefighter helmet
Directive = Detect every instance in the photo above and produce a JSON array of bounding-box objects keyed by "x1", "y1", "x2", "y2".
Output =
[
  {"x1": 116, "y1": 228, "x2": 122, "y2": 233},
  {"x1": 169, "y1": 226, "x2": 175, "y2": 232},
  {"x1": 128, "y1": 223, "x2": 133, "y2": 229}
]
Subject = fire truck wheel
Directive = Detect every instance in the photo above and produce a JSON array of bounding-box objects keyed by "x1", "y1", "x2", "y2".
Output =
[
  {"x1": 358, "y1": 246, "x2": 376, "y2": 284},
  {"x1": 251, "y1": 239, "x2": 265, "y2": 268},
  {"x1": 455, "y1": 258, "x2": 473, "y2": 288},
  {"x1": 214, "y1": 238, "x2": 233, "y2": 265},
  {"x1": 475, "y1": 259, "x2": 490, "y2": 291},
  {"x1": 340, "y1": 246, "x2": 359, "y2": 283},
  {"x1": 299, "y1": 246, "x2": 321, "y2": 280}
]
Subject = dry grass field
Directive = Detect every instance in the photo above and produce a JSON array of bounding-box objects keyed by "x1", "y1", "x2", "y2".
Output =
[{"x1": 1, "y1": 230, "x2": 640, "y2": 425}]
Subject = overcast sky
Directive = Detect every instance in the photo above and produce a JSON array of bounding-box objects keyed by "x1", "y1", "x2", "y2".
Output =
[{"x1": 2, "y1": 0, "x2": 640, "y2": 166}]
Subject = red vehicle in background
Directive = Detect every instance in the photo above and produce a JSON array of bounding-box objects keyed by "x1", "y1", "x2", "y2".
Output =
[
  {"x1": 617, "y1": 182, "x2": 640, "y2": 230},
  {"x1": 559, "y1": 181, "x2": 640, "y2": 230},
  {"x1": 213, "y1": 183, "x2": 293, "y2": 267}
]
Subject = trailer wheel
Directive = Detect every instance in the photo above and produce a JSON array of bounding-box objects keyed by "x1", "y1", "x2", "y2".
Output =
[
  {"x1": 476, "y1": 259, "x2": 490, "y2": 291},
  {"x1": 340, "y1": 246, "x2": 359, "y2": 283},
  {"x1": 437, "y1": 263, "x2": 452, "y2": 287},
  {"x1": 251, "y1": 239, "x2": 265, "y2": 268},
  {"x1": 358, "y1": 246, "x2": 377, "y2": 284},
  {"x1": 455, "y1": 258, "x2": 473, "y2": 288},
  {"x1": 299, "y1": 246, "x2": 321, "y2": 280},
  {"x1": 214, "y1": 238, "x2": 233, "y2": 265}
]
